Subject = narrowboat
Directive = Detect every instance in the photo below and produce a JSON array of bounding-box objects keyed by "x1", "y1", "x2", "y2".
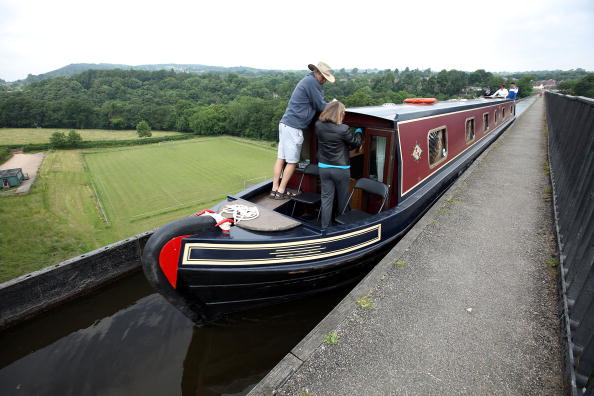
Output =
[{"x1": 142, "y1": 97, "x2": 516, "y2": 323}]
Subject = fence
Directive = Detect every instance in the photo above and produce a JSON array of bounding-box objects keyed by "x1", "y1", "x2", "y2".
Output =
[{"x1": 545, "y1": 92, "x2": 594, "y2": 396}]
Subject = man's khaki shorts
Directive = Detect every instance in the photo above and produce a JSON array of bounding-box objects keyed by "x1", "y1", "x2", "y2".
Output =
[{"x1": 277, "y1": 123, "x2": 303, "y2": 164}]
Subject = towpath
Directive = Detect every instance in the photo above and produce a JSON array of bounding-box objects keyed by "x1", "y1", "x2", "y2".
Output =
[{"x1": 250, "y1": 95, "x2": 565, "y2": 395}]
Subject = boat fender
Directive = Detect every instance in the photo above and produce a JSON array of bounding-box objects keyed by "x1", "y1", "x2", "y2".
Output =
[
  {"x1": 141, "y1": 214, "x2": 217, "y2": 323},
  {"x1": 196, "y1": 209, "x2": 233, "y2": 232}
]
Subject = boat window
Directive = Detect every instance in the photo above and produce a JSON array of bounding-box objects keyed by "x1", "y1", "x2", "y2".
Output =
[
  {"x1": 428, "y1": 126, "x2": 447, "y2": 167},
  {"x1": 494, "y1": 109, "x2": 499, "y2": 124},
  {"x1": 502, "y1": 107, "x2": 506, "y2": 119},
  {"x1": 483, "y1": 112, "x2": 489, "y2": 132},
  {"x1": 368, "y1": 135, "x2": 387, "y2": 182},
  {"x1": 465, "y1": 118, "x2": 475, "y2": 143}
]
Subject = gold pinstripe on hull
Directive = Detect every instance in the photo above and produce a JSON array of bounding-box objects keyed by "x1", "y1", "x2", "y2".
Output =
[{"x1": 181, "y1": 224, "x2": 381, "y2": 266}]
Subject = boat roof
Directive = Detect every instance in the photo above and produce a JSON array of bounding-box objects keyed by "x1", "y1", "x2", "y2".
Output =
[
  {"x1": 0, "y1": 168, "x2": 22, "y2": 177},
  {"x1": 346, "y1": 98, "x2": 512, "y2": 126}
]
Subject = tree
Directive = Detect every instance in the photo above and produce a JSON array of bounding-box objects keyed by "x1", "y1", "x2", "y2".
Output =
[
  {"x1": 446, "y1": 70, "x2": 469, "y2": 96},
  {"x1": 0, "y1": 147, "x2": 10, "y2": 163},
  {"x1": 371, "y1": 71, "x2": 395, "y2": 92},
  {"x1": 136, "y1": 120, "x2": 152, "y2": 137},
  {"x1": 60, "y1": 99, "x2": 96, "y2": 128},
  {"x1": 172, "y1": 100, "x2": 198, "y2": 132},
  {"x1": 190, "y1": 104, "x2": 228, "y2": 135},
  {"x1": 67, "y1": 130, "x2": 82, "y2": 147},
  {"x1": 558, "y1": 80, "x2": 577, "y2": 95},
  {"x1": 343, "y1": 87, "x2": 375, "y2": 107},
  {"x1": 485, "y1": 75, "x2": 506, "y2": 95},
  {"x1": 517, "y1": 76, "x2": 534, "y2": 98},
  {"x1": 573, "y1": 73, "x2": 594, "y2": 99},
  {"x1": 468, "y1": 69, "x2": 492, "y2": 86},
  {"x1": 382, "y1": 90, "x2": 411, "y2": 104},
  {"x1": 49, "y1": 132, "x2": 67, "y2": 148},
  {"x1": 139, "y1": 104, "x2": 172, "y2": 131},
  {"x1": 3, "y1": 66, "x2": 591, "y2": 140},
  {"x1": 0, "y1": 96, "x2": 46, "y2": 127}
]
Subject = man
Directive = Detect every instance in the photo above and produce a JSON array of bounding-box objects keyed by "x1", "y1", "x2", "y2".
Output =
[
  {"x1": 507, "y1": 83, "x2": 519, "y2": 99},
  {"x1": 271, "y1": 62, "x2": 335, "y2": 199}
]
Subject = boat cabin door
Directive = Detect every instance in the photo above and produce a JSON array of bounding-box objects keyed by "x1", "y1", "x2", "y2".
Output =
[{"x1": 350, "y1": 128, "x2": 396, "y2": 211}]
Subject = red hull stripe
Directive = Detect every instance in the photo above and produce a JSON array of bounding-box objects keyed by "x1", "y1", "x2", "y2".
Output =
[{"x1": 158, "y1": 235, "x2": 189, "y2": 288}]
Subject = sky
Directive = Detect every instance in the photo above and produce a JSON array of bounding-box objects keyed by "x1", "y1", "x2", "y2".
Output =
[{"x1": 0, "y1": 0, "x2": 593, "y2": 82}]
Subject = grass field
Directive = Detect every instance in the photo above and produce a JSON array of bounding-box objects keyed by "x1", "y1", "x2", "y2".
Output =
[
  {"x1": 0, "y1": 150, "x2": 102, "y2": 281},
  {"x1": 84, "y1": 137, "x2": 277, "y2": 228},
  {"x1": 0, "y1": 136, "x2": 276, "y2": 282},
  {"x1": 0, "y1": 128, "x2": 183, "y2": 145}
]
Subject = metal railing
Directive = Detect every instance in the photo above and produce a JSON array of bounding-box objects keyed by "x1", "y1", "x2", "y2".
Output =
[{"x1": 545, "y1": 91, "x2": 594, "y2": 396}]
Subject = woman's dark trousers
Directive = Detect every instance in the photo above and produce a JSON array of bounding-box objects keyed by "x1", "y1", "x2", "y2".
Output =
[{"x1": 319, "y1": 167, "x2": 350, "y2": 227}]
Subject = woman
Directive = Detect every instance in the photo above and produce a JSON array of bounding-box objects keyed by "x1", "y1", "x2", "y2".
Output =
[
  {"x1": 315, "y1": 101, "x2": 363, "y2": 227},
  {"x1": 491, "y1": 84, "x2": 508, "y2": 98}
]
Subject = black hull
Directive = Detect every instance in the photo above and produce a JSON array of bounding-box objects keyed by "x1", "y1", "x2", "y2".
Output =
[{"x1": 178, "y1": 241, "x2": 396, "y2": 317}]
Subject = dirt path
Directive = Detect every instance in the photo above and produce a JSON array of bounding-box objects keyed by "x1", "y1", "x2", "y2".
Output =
[{"x1": 0, "y1": 153, "x2": 46, "y2": 194}]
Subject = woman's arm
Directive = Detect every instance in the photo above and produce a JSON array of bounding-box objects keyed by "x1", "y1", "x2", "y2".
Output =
[{"x1": 342, "y1": 126, "x2": 363, "y2": 150}]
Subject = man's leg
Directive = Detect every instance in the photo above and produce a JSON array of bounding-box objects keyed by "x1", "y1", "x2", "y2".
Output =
[
  {"x1": 272, "y1": 123, "x2": 286, "y2": 193},
  {"x1": 272, "y1": 158, "x2": 285, "y2": 192},
  {"x1": 276, "y1": 123, "x2": 302, "y2": 195},
  {"x1": 277, "y1": 162, "x2": 297, "y2": 194}
]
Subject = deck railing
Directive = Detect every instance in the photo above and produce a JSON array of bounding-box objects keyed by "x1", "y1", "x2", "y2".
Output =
[{"x1": 545, "y1": 91, "x2": 594, "y2": 396}]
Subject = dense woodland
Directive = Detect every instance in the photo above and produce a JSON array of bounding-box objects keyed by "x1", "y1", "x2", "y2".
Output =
[{"x1": 0, "y1": 67, "x2": 591, "y2": 142}]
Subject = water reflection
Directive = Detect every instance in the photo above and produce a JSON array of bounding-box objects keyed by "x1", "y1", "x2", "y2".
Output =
[{"x1": 0, "y1": 271, "x2": 348, "y2": 396}]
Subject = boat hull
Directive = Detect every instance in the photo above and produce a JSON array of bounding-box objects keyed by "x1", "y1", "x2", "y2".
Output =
[{"x1": 178, "y1": 241, "x2": 395, "y2": 314}]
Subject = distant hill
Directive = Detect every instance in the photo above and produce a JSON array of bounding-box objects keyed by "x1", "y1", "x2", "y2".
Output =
[{"x1": 5, "y1": 63, "x2": 277, "y2": 87}]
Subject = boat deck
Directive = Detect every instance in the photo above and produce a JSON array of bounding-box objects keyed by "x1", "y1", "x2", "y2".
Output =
[
  {"x1": 219, "y1": 197, "x2": 301, "y2": 232},
  {"x1": 250, "y1": 188, "x2": 299, "y2": 210}
]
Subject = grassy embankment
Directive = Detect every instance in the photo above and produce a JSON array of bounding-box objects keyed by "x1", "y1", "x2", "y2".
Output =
[{"x1": 0, "y1": 132, "x2": 276, "y2": 282}]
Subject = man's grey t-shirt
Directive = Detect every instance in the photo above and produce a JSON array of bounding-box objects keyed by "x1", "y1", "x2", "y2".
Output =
[{"x1": 280, "y1": 73, "x2": 327, "y2": 130}]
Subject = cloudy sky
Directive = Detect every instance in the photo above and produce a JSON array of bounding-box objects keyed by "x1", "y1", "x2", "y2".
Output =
[{"x1": 0, "y1": 0, "x2": 593, "y2": 81}]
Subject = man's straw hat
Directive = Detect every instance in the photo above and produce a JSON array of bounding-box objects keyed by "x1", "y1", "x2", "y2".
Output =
[{"x1": 308, "y1": 62, "x2": 335, "y2": 83}]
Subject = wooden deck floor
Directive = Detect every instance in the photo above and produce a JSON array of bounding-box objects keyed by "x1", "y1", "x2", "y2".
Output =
[{"x1": 219, "y1": 195, "x2": 301, "y2": 232}]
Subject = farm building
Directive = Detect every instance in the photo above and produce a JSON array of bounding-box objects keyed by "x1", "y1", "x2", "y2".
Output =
[{"x1": 0, "y1": 168, "x2": 26, "y2": 189}]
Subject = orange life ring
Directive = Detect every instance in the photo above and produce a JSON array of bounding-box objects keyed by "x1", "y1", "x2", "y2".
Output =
[{"x1": 404, "y1": 98, "x2": 437, "y2": 104}]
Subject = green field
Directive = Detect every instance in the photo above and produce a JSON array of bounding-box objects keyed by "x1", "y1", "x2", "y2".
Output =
[
  {"x1": 0, "y1": 128, "x2": 183, "y2": 145},
  {"x1": 0, "y1": 136, "x2": 276, "y2": 282},
  {"x1": 84, "y1": 137, "x2": 276, "y2": 226}
]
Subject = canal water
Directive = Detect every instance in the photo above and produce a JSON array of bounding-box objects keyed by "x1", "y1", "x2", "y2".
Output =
[{"x1": 0, "y1": 270, "x2": 350, "y2": 396}]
